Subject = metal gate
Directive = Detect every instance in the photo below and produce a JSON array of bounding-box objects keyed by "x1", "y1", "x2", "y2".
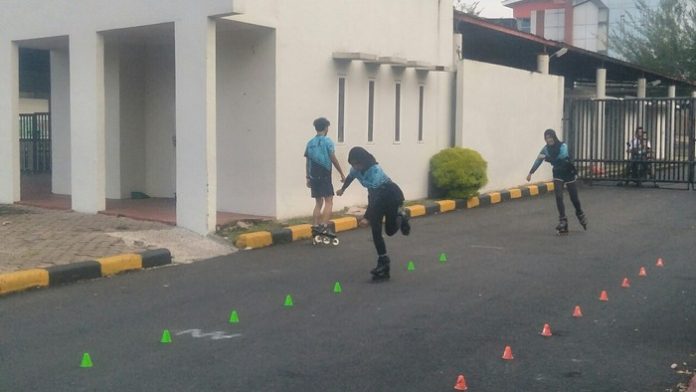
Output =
[
  {"x1": 19, "y1": 112, "x2": 51, "y2": 173},
  {"x1": 566, "y1": 98, "x2": 695, "y2": 189}
]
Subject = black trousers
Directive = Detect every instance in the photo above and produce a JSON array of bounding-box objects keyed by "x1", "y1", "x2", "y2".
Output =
[
  {"x1": 365, "y1": 182, "x2": 404, "y2": 256},
  {"x1": 553, "y1": 179, "x2": 583, "y2": 219}
]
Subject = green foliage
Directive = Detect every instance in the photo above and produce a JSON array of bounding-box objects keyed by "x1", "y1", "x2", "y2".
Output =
[
  {"x1": 430, "y1": 147, "x2": 488, "y2": 199},
  {"x1": 454, "y1": 0, "x2": 482, "y2": 16},
  {"x1": 610, "y1": 0, "x2": 696, "y2": 81}
]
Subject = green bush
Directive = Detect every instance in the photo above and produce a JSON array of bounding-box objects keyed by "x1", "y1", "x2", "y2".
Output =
[{"x1": 430, "y1": 147, "x2": 488, "y2": 199}]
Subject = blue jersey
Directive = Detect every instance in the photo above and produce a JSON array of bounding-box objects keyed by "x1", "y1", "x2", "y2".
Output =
[
  {"x1": 305, "y1": 135, "x2": 335, "y2": 175},
  {"x1": 348, "y1": 165, "x2": 391, "y2": 189},
  {"x1": 530, "y1": 143, "x2": 570, "y2": 174}
]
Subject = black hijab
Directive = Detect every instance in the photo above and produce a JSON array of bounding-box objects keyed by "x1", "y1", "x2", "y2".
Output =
[
  {"x1": 544, "y1": 129, "x2": 563, "y2": 159},
  {"x1": 348, "y1": 147, "x2": 378, "y2": 171}
]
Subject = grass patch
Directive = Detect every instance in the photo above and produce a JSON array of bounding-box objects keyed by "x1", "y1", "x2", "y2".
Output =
[
  {"x1": 404, "y1": 199, "x2": 435, "y2": 206},
  {"x1": 217, "y1": 212, "x2": 356, "y2": 244},
  {"x1": 0, "y1": 205, "x2": 31, "y2": 216}
]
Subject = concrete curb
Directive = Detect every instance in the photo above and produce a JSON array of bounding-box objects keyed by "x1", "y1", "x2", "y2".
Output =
[
  {"x1": 0, "y1": 248, "x2": 172, "y2": 296},
  {"x1": 235, "y1": 182, "x2": 555, "y2": 250}
]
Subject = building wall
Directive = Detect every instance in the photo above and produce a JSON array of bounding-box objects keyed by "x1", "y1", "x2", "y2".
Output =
[
  {"x1": 49, "y1": 49, "x2": 71, "y2": 195},
  {"x1": 144, "y1": 43, "x2": 176, "y2": 198},
  {"x1": 235, "y1": 0, "x2": 455, "y2": 219},
  {"x1": 216, "y1": 24, "x2": 276, "y2": 216},
  {"x1": 456, "y1": 59, "x2": 563, "y2": 191},
  {"x1": 117, "y1": 44, "x2": 147, "y2": 199},
  {"x1": 104, "y1": 43, "x2": 123, "y2": 199},
  {"x1": 18, "y1": 98, "x2": 48, "y2": 114}
]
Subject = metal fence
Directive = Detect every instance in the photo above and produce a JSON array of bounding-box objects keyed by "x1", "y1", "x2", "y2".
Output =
[
  {"x1": 566, "y1": 98, "x2": 695, "y2": 189},
  {"x1": 19, "y1": 112, "x2": 51, "y2": 173}
]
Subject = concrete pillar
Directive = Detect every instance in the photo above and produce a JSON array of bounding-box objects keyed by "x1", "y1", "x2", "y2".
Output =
[
  {"x1": 0, "y1": 41, "x2": 20, "y2": 203},
  {"x1": 70, "y1": 31, "x2": 106, "y2": 213},
  {"x1": 596, "y1": 68, "x2": 606, "y2": 98},
  {"x1": 454, "y1": 60, "x2": 465, "y2": 148},
  {"x1": 104, "y1": 44, "x2": 121, "y2": 199},
  {"x1": 668, "y1": 85, "x2": 676, "y2": 98},
  {"x1": 637, "y1": 78, "x2": 646, "y2": 98},
  {"x1": 50, "y1": 49, "x2": 72, "y2": 195},
  {"x1": 175, "y1": 17, "x2": 217, "y2": 234},
  {"x1": 537, "y1": 54, "x2": 549, "y2": 74}
]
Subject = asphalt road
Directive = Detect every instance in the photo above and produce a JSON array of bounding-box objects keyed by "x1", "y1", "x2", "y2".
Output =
[{"x1": 1, "y1": 185, "x2": 695, "y2": 391}]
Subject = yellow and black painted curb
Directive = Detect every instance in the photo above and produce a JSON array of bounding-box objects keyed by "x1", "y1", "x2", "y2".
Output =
[
  {"x1": 235, "y1": 182, "x2": 555, "y2": 250},
  {"x1": 0, "y1": 249, "x2": 171, "y2": 296}
]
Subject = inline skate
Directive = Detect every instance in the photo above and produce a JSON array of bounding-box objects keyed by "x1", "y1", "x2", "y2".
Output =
[
  {"x1": 311, "y1": 224, "x2": 340, "y2": 246},
  {"x1": 371, "y1": 255, "x2": 391, "y2": 281},
  {"x1": 556, "y1": 217, "x2": 568, "y2": 235}
]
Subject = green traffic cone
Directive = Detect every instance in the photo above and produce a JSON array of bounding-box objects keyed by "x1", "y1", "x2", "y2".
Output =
[
  {"x1": 80, "y1": 352, "x2": 93, "y2": 368},
  {"x1": 284, "y1": 294, "x2": 294, "y2": 307},
  {"x1": 229, "y1": 310, "x2": 240, "y2": 324},
  {"x1": 160, "y1": 329, "x2": 172, "y2": 344},
  {"x1": 333, "y1": 281, "x2": 342, "y2": 293},
  {"x1": 407, "y1": 261, "x2": 415, "y2": 271},
  {"x1": 439, "y1": 253, "x2": 447, "y2": 263}
]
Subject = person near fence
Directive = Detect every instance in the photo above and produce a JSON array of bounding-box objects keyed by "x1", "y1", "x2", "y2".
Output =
[
  {"x1": 526, "y1": 129, "x2": 588, "y2": 234},
  {"x1": 625, "y1": 126, "x2": 652, "y2": 186}
]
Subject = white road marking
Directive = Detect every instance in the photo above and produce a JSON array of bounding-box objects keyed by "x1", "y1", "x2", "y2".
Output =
[
  {"x1": 469, "y1": 245, "x2": 505, "y2": 250},
  {"x1": 176, "y1": 329, "x2": 242, "y2": 340}
]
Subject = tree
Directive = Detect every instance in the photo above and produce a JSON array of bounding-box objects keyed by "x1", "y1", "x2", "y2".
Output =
[
  {"x1": 610, "y1": 0, "x2": 696, "y2": 81},
  {"x1": 454, "y1": 0, "x2": 482, "y2": 16}
]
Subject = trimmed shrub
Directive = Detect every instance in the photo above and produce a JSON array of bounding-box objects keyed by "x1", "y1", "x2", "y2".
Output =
[{"x1": 430, "y1": 147, "x2": 488, "y2": 199}]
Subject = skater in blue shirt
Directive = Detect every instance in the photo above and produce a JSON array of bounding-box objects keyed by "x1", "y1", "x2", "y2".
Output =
[
  {"x1": 337, "y1": 147, "x2": 410, "y2": 281},
  {"x1": 305, "y1": 117, "x2": 346, "y2": 236},
  {"x1": 527, "y1": 129, "x2": 587, "y2": 234}
]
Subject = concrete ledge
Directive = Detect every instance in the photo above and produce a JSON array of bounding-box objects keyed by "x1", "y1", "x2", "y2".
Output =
[
  {"x1": 233, "y1": 182, "x2": 554, "y2": 250},
  {"x1": 289, "y1": 224, "x2": 313, "y2": 241},
  {"x1": 0, "y1": 269, "x2": 49, "y2": 295},
  {"x1": 331, "y1": 217, "x2": 358, "y2": 232},
  {"x1": 140, "y1": 249, "x2": 172, "y2": 269},
  {"x1": 236, "y1": 231, "x2": 273, "y2": 249},
  {"x1": 0, "y1": 249, "x2": 172, "y2": 296},
  {"x1": 98, "y1": 254, "x2": 142, "y2": 276},
  {"x1": 406, "y1": 205, "x2": 426, "y2": 217}
]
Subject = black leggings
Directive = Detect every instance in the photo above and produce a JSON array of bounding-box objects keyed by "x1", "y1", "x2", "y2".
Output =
[
  {"x1": 554, "y1": 179, "x2": 583, "y2": 219},
  {"x1": 366, "y1": 183, "x2": 404, "y2": 256}
]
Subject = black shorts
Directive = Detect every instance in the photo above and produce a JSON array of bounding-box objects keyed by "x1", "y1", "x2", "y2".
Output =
[
  {"x1": 552, "y1": 168, "x2": 576, "y2": 183},
  {"x1": 365, "y1": 182, "x2": 405, "y2": 224},
  {"x1": 310, "y1": 176, "x2": 334, "y2": 198}
]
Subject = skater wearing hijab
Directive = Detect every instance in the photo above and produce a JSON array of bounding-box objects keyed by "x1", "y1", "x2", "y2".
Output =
[
  {"x1": 527, "y1": 129, "x2": 587, "y2": 234},
  {"x1": 337, "y1": 147, "x2": 410, "y2": 281}
]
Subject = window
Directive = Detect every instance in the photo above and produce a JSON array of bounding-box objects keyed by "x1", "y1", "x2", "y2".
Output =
[
  {"x1": 518, "y1": 18, "x2": 531, "y2": 33},
  {"x1": 544, "y1": 9, "x2": 565, "y2": 41},
  {"x1": 368, "y1": 80, "x2": 375, "y2": 142},
  {"x1": 418, "y1": 85, "x2": 424, "y2": 142},
  {"x1": 395, "y1": 83, "x2": 401, "y2": 142},
  {"x1": 337, "y1": 77, "x2": 345, "y2": 143}
]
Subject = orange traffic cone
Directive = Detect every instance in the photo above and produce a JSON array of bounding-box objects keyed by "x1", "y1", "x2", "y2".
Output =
[
  {"x1": 573, "y1": 305, "x2": 583, "y2": 318},
  {"x1": 453, "y1": 374, "x2": 469, "y2": 390},
  {"x1": 599, "y1": 290, "x2": 609, "y2": 301},
  {"x1": 639, "y1": 267, "x2": 647, "y2": 277},
  {"x1": 656, "y1": 258, "x2": 664, "y2": 267},
  {"x1": 621, "y1": 277, "x2": 631, "y2": 288},
  {"x1": 540, "y1": 323, "x2": 552, "y2": 337},
  {"x1": 502, "y1": 346, "x2": 514, "y2": 360}
]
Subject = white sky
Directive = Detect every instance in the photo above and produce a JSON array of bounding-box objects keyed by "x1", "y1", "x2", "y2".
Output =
[{"x1": 460, "y1": 0, "x2": 513, "y2": 18}]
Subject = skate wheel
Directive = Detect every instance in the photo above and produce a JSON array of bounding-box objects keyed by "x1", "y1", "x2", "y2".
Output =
[
  {"x1": 322, "y1": 236, "x2": 331, "y2": 245},
  {"x1": 331, "y1": 238, "x2": 340, "y2": 246},
  {"x1": 314, "y1": 235, "x2": 323, "y2": 243}
]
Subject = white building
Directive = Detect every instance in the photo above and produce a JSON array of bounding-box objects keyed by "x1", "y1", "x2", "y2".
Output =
[{"x1": 2, "y1": 1, "x2": 585, "y2": 235}]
